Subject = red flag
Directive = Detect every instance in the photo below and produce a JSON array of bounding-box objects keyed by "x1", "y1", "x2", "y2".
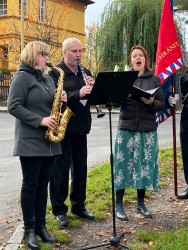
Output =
[{"x1": 155, "y1": 0, "x2": 184, "y2": 83}]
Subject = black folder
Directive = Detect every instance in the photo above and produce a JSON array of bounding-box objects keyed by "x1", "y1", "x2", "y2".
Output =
[{"x1": 86, "y1": 71, "x2": 138, "y2": 106}]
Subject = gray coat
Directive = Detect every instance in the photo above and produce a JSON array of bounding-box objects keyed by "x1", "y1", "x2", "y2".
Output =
[{"x1": 7, "y1": 61, "x2": 62, "y2": 156}]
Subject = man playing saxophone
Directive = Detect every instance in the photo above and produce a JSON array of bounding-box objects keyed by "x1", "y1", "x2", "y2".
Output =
[{"x1": 49, "y1": 37, "x2": 95, "y2": 227}]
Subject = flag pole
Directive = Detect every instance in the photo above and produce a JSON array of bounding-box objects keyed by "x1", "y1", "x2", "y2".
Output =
[
  {"x1": 170, "y1": 0, "x2": 178, "y2": 196},
  {"x1": 155, "y1": 0, "x2": 184, "y2": 195},
  {"x1": 171, "y1": 75, "x2": 178, "y2": 196}
]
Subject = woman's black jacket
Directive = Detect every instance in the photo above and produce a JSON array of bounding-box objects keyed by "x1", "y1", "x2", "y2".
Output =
[{"x1": 118, "y1": 70, "x2": 165, "y2": 132}]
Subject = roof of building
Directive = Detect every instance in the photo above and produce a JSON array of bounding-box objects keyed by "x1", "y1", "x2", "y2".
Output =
[{"x1": 78, "y1": 0, "x2": 95, "y2": 6}]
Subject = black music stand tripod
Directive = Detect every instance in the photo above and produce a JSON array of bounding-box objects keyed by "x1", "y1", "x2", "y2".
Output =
[{"x1": 74, "y1": 71, "x2": 138, "y2": 250}]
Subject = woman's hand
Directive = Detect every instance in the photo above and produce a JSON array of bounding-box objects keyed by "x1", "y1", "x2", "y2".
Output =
[
  {"x1": 61, "y1": 91, "x2": 67, "y2": 103},
  {"x1": 40, "y1": 116, "x2": 57, "y2": 129},
  {"x1": 140, "y1": 95, "x2": 155, "y2": 105}
]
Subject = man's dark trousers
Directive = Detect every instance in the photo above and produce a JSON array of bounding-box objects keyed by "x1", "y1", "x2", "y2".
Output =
[
  {"x1": 180, "y1": 104, "x2": 188, "y2": 185},
  {"x1": 50, "y1": 133, "x2": 87, "y2": 216}
]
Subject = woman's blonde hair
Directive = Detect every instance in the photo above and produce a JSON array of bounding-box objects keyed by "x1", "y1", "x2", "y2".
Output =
[{"x1": 21, "y1": 41, "x2": 50, "y2": 68}]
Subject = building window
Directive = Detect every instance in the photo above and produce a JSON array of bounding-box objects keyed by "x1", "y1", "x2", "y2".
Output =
[
  {"x1": 39, "y1": 0, "x2": 45, "y2": 22},
  {"x1": 0, "y1": 45, "x2": 8, "y2": 60},
  {"x1": 19, "y1": 0, "x2": 28, "y2": 17},
  {"x1": 0, "y1": 0, "x2": 7, "y2": 16}
]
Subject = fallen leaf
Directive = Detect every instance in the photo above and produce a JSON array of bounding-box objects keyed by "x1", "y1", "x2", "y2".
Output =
[{"x1": 149, "y1": 241, "x2": 154, "y2": 246}]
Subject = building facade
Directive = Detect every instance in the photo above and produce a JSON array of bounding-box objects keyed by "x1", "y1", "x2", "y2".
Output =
[{"x1": 0, "y1": 0, "x2": 94, "y2": 71}]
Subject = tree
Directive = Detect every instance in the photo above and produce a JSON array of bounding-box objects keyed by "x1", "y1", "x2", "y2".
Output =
[
  {"x1": 95, "y1": 0, "x2": 163, "y2": 71},
  {"x1": 1, "y1": 1, "x2": 70, "y2": 69},
  {"x1": 85, "y1": 0, "x2": 188, "y2": 74},
  {"x1": 85, "y1": 24, "x2": 101, "y2": 78},
  {"x1": 174, "y1": 0, "x2": 188, "y2": 14}
]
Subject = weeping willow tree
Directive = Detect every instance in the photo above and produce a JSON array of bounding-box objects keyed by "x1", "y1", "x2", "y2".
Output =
[
  {"x1": 95, "y1": 0, "x2": 128, "y2": 71},
  {"x1": 96, "y1": 0, "x2": 163, "y2": 71},
  {"x1": 174, "y1": 0, "x2": 188, "y2": 14},
  {"x1": 125, "y1": 0, "x2": 163, "y2": 66}
]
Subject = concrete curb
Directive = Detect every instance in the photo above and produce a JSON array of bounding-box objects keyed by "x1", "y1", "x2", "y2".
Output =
[
  {"x1": 0, "y1": 106, "x2": 8, "y2": 112},
  {"x1": 4, "y1": 224, "x2": 24, "y2": 250},
  {"x1": 0, "y1": 107, "x2": 120, "y2": 114}
]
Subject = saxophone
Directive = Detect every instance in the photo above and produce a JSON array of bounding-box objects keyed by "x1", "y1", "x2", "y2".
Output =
[{"x1": 45, "y1": 63, "x2": 74, "y2": 143}]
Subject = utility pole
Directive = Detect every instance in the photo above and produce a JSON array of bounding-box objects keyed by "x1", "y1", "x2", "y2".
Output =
[{"x1": 21, "y1": 0, "x2": 24, "y2": 51}]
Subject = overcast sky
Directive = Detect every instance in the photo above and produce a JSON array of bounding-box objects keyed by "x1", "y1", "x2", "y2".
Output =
[{"x1": 85, "y1": 0, "x2": 110, "y2": 26}]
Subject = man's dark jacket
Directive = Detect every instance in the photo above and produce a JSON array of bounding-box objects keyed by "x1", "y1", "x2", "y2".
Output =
[{"x1": 49, "y1": 59, "x2": 92, "y2": 135}]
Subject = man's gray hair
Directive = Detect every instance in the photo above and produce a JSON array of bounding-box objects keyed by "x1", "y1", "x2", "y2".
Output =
[{"x1": 62, "y1": 37, "x2": 82, "y2": 51}]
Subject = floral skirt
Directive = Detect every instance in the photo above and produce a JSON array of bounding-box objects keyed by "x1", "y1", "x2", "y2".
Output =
[{"x1": 113, "y1": 130, "x2": 159, "y2": 191}]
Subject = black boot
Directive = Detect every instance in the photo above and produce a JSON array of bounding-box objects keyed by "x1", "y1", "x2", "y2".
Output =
[
  {"x1": 115, "y1": 199, "x2": 128, "y2": 221},
  {"x1": 115, "y1": 190, "x2": 128, "y2": 221},
  {"x1": 137, "y1": 189, "x2": 152, "y2": 218},
  {"x1": 24, "y1": 229, "x2": 40, "y2": 250},
  {"x1": 177, "y1": 188, "x2": 188, "y2": 199},
  {"x1": 115, "y1": 204, "x2": 128, "y2": 221},
  {"x1": 35, "y1": 225, "x2": 58, "y2": 243},
  {"x1": 137, "y1": 204, "x2": 152, "y2": 218}
]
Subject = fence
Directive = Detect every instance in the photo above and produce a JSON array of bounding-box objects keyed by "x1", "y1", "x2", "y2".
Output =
[{"x1": 0, "y1": 72, "x2": 12, "y2": 101}]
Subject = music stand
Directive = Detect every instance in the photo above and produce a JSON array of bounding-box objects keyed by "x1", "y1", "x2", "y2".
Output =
[{"x1": 74, "y1": 71, "x2": 138, "y2": 250}]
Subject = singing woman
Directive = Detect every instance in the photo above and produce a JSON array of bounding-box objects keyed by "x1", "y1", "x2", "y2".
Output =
[{"x1": 113, "y1": 45, "x2": 164, "y2": 221}]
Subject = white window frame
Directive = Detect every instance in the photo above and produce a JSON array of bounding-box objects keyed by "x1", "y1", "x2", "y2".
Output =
[
  {"x1": 39, "y1": 0, "x2": 45, "y2": 22},
  {"x1": 0, "y1": 0, "x2": 7, "y2": 17},
  {"x1": 19, "y1": 0, "x2": 28, "y2": 17}
]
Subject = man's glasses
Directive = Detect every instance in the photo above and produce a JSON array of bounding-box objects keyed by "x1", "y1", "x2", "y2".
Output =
[{"x1": 40, "y1": 52, "x2": 50, "y2": 58}]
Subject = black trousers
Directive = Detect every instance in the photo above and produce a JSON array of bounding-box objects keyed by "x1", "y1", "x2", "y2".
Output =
[
  {"x1": 180, "y1": 104, "x2": 188, "y2": 185},
  {"x1": 50, "y1": 133, "x2": 87, "y2": 216},
  {"x1": 20, "y1": 156, "x2": 55, "y2": 229}
]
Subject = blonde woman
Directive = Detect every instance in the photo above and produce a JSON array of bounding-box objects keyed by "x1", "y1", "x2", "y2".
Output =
[{"x1": 8, "y1": 41, "x2": 67, "y2": 249}]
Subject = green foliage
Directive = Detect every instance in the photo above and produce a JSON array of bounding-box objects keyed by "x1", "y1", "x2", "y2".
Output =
[
  {"x1": 46, "y1": 214, "x2": 70, "y2": 243},
  {"x1": 0, "y1": 67, "x2": 10, "y2": 74},
  {"x1": 125, "y1": 0, "x2": 162, "y2": 67},
  {"x1": 96, "y1": 0, "x2": 128, "y2": 71},
  {"x1": 86, "y1": 163, "x2": 112, "y2": 218},
  {"x1": 85, "y1": 24, "x2": 101, "y2": 78},
  {"x1": 174, "y1": 0, "x2": 188, "y2": 13},
  {"x1": 96, "y1": 0, "x2": 163, "y2": 71},
  {"x1": 159, "y1": 148, "x2": 183, "y2": 177},
  {"x1": 86, "y1": 0, "x2": 188, "y2": 74},
  {"x1": 135, "y1": 227, "x2": 188, "y2": 250}
]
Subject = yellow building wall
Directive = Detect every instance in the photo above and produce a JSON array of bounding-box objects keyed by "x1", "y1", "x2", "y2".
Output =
[{"x1": 0, "y1": 0, "x2": 88, "y2": 71}]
